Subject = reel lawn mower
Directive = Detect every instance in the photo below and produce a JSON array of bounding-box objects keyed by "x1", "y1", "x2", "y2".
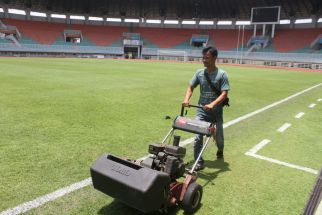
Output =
[{"x1": 90, "y1": 105, "x2": 216, "y2": 213}]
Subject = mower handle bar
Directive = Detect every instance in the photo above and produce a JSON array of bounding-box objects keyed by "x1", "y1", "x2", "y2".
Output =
[{"x1": 180, "y1": 104, "x2": 203, "y2": 116}]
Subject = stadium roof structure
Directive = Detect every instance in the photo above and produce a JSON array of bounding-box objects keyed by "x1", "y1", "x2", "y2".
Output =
[{"x1": 0, "y1": 0, "x2": 321, "y2": 20}]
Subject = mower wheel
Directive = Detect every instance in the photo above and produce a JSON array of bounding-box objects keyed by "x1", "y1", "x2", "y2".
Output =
[{"x1": 181, "y1": 182, "x2": 203, "y2": 213}]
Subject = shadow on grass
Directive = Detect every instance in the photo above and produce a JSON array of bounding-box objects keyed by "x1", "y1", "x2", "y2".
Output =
[
  {"x1": 98, "y1": 200, "x2": 180, "y2": 215},
  {"x1": 197, "y1": 158, "x2": 231, "y2": 188}
]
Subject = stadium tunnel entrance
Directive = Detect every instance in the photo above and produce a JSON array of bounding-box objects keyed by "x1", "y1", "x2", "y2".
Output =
[{"x1": 124, "y1": 45, "x2": 141, "y2": 59}]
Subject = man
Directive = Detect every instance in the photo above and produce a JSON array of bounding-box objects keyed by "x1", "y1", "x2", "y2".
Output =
[{"x1": 182, "y1": 46, "x2": 230, "y2": 171}]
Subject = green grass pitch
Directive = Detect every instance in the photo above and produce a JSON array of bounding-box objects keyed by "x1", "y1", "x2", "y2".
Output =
[{"x1": 0, "y1": 58, "x2": 322, "y2": 214}]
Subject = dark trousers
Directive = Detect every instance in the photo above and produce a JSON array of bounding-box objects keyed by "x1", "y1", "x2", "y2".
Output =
[{"x1": 194, "y1": 110, "x2": 224, "y2": 163}]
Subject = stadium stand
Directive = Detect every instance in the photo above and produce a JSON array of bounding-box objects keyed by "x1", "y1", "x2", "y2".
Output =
[
  {"x1": 75, "y1": 25, "x2": 126, "y2": 47},
  {"x1": 310, "y1": 34, "x2": 322, "y2": 51},
  {"x1": 136, "y1": 27, "x2": 200, "y2": 48},
  {"x1": 0, "y1": 15, "x2": 321, "y2": 67},
  {"x1": 247, "y1": 36, "x2": 270, "y2": 48},
  {"x1": 2, "y1": 18, "x2": 127, "y2": 47},
  {"x1": 3, "y1": 18, "x2": 65, "y2": 45},
  {"x1": 273, "y1": 28, "x2": 322, "y2": 52},
  {"x1": 2, "y1": 18, "x2": 322, "y2": 54},
  {"x1": 208, "y1": 29, "x2": 253, "y2": 51}
]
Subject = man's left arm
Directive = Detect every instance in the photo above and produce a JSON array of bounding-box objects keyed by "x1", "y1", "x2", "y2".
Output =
[{"x1": 204, "y1": 90, "x2": 228, "y2": 110}]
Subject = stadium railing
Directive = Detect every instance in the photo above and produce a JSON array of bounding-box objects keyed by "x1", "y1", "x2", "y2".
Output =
[
  {"x1": 0, "y1": 43, "x2": 123, "y2": 54},
  {"x1": 0, "y1": 44, "x2": 322, "y2": 64}
]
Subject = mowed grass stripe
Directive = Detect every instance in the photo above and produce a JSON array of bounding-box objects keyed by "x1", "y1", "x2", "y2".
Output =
[
  {"x1": 26, "y1": 83, "x2": 322, "y2": 215},
  {"x1": 2, "y1": 83, "x2": 320, "y2": 215},
  {"x1": 1, "y1": 58, "x2": 322, "y2": 214}
]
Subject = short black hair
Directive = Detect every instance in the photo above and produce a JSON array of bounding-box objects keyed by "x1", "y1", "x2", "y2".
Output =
[{"x1": 202, "y1": 46, "x2": 218, "y2": 58}]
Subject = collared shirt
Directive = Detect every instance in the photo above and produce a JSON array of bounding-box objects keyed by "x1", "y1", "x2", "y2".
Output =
[{"x1": 189, "y1": 68, "x2": 230, "y2": 107}]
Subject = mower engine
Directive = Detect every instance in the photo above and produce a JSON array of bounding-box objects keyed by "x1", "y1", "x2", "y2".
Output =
[{"x1": 140, "y1": 143, "x2": 186, "y2": 180}]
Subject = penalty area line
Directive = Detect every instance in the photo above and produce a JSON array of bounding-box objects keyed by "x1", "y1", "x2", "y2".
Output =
[
  {"x1": 245, "y1": 139, "x2": 318, "y2": 175},
  {"x1": 246, "y1": 152, "x2": 318, "y2": 175},
  {"x1": 1, "y1": 82, "x2": 322, "y2": 215}
]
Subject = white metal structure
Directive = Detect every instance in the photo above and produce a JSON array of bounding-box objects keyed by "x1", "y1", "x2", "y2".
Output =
[{"x1": 157, "y1": 50, "x2": 188, "y2": 62}]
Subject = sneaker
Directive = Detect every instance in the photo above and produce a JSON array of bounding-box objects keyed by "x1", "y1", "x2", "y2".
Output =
[
  {"x1": 216, "y1": 150, "x2": 224, "y2": 159},
  {"x1": 194, "y1": 163, "x2": 205, "y2": 171}
]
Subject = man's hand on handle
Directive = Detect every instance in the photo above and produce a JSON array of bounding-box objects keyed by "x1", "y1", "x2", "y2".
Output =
[
  {"x1": 182, "y1": 100, "x2": 190, "y2": 107},
  {"x1": 203, "y1": 103, "x2": 214, "y2": 111}
]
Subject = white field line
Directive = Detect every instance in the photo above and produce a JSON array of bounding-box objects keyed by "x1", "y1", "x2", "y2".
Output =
[
  {"x1": 277, "y1": 123, "x2": 292, "y2": 133},
  {"x1": 223, "y1": 83, "x2": 322, "y2": 128},
  {"x1": 0, "y1": 179, "x2": 92, "y2": 215},
  {"x1": 309, "y1": 103, "x2": 316, "y2": 108},
  {"x1": 246, "y1": 153, "x2": 318, "y2": 175},
  {"x1": 246, "y1": 139, "x2": 271, "y2": 154},
  {"x1": 316, "y1": 199, "x2": 322, "y2": 215},
  {"x1": 0, "y1": 154, "x2": 150, "y2": 215},
  {"x1": 1, "y1": 82, "x2": 321, "y2": 215},
  {"x1": 295, "y1": 112, "x2": 305, "y2": 119},
  {"x1": 318, "y1": 98, "x2": 322, "y2": 102},
  {"x1": 245, "y1": 140, "x2": 318, "y2": 175}
]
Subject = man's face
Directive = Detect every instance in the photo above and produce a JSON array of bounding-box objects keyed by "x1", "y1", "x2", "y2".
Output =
[{"x1": 202, "y1": 51, "x2": 216, "y2": 67}]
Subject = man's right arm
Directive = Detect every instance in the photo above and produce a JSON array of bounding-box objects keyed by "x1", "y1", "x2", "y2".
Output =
[{"x1": 182, "y1": 86, "x2": 194, "y2": 107}]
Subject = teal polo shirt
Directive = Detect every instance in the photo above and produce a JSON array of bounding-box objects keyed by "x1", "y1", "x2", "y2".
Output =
[{"x1": 189, "y1": 68, "x2": 230, "y2": 107}]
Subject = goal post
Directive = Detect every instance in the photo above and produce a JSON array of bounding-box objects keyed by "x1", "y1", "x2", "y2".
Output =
[{"x1": 157, "y1": 49, "x2": 188, "y2": 62}]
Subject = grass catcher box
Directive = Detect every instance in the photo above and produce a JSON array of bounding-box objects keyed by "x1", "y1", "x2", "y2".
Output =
[{"x1": 90, "y1": 154, "x2": 171, "y2": 213}]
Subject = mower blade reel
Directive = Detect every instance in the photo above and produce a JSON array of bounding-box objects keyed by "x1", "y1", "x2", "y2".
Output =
[{"x1": 90, "y1": 154, "x2": 171, "y2": 213}]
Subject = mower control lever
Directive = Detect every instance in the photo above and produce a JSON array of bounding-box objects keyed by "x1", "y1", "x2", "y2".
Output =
[{"x1": 180, "y1": 104, "x2": 203, "y2": 116}]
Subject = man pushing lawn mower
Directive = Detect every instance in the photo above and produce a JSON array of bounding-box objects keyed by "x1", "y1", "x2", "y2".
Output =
[
  {"x1": 91, "y1": 104, "x2": 216, "y2": 213},
  {"x1": 90, "y1": 46, "x2": 229, "y2": 213},
  {"x1": 182, "y1": 46, "x2": 230, "y2": 171}
]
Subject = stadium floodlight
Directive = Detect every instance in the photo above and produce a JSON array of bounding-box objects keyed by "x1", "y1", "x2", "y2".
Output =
[
  {"x1": 146, "y1": 19, "x2": 161, "y2": 24},
  {"x1": 106, "y1": 18, "x2": 121, "y2": 22},
  {"x1": 51, "y1": 14, "x2": 66, "y2": 19},
  {"x1": 88, "y1": 17, "x2": 103, "y2": 21},
  {"x1": 88, "y1": 16, "x2": 103, "y2": 21},
  {"x1": 318, "y1": 18, "x2": 322, "y2": 23},
  {"x1": 0, "y1": 8, "x2": 3, "y2": 13},
  {"x1": 295, "y1": 18, "x2": 312, "y2": 24},
  {"x1": 70, "y1": 15, "x2": 85, "y2": 20},
  {"x1": 182, "y1": 20, "x2": 196, "y2": 25},
  {"x1": 8, "y1": 8, "x2": 26, "y2": 15},
  {"x1": 30, "y1": 11, "x2": 47, "y2": 17},
  {"x1": 199, "y1": 20, "x2": 214, "y2": 25},
  {"x1": 164, "y1": 20, "x2": 179, "y2": 24},
  {"x1": 124, "y1": 18, "x2": 139, "y2": 23},
  {"x1": 279, "y1": 19, "x2": 291, "y2": 24},
  {"x1": 236, "y1": 20, "x2": 251, "y2": 25},
  {"x1": 217, "y1": 20, "x2": 232, "y2": 25}
]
